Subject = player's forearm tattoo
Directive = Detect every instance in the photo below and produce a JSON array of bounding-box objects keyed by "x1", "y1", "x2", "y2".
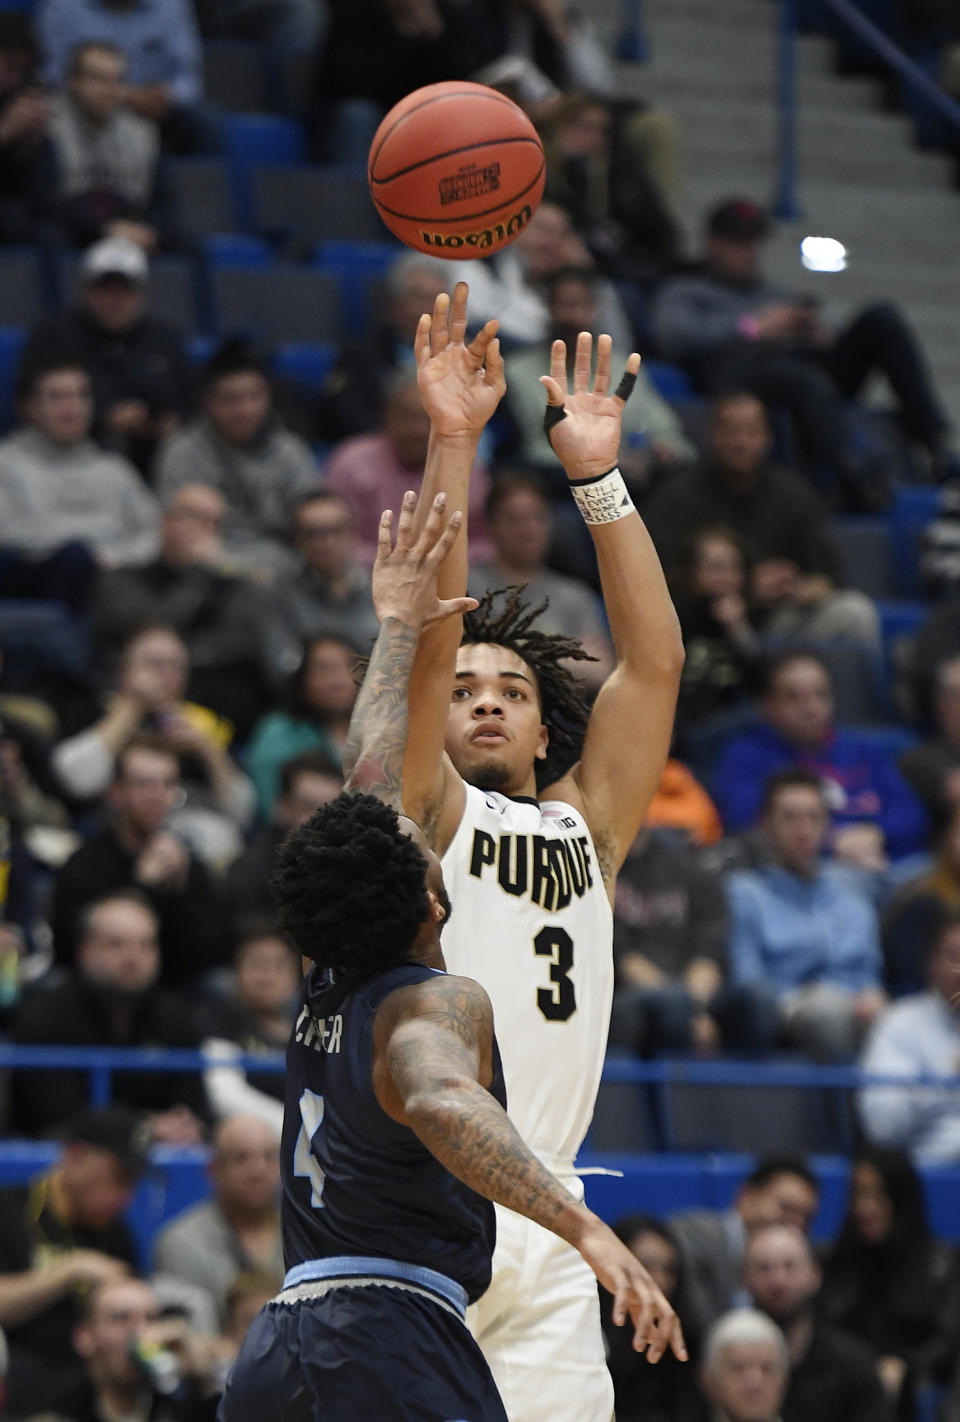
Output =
[
  {"x1": 390, "y1": 981, "x2": 579, "y2": 1236},
  {"x1": 343, "y1": 618, "x2": 418, "y2": 810}
]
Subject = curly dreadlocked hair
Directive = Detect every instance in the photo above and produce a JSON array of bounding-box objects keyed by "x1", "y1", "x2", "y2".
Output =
[
  {"x1": 271, "y1": 793, "x2": 429, "y2": 975},
  {"x1": 461, "y1": 586, "x2": 594, "y2": 788}
]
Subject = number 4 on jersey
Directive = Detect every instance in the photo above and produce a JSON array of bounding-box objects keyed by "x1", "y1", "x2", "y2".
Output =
[
  {"x1": 294, "y1": 1088, "x2": 326, "y2": 1207},
  {"x1": 534, "y1": 927, "x2": 576, "y2": 1021}
]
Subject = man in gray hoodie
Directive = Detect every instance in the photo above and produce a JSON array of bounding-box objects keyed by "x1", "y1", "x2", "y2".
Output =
[{"x1": 0, "y1": 354, "x2": 159, "y2": 611}]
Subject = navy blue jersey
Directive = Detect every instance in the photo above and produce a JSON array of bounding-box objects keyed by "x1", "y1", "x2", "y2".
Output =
[{"x1": 281, "y1": 960, "x2": 506, "y2": 1304}]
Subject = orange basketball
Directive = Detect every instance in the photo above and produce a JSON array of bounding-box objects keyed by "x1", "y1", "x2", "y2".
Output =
[{"x1": 368, "y1": 81, "x2": 545, "y2": 259}]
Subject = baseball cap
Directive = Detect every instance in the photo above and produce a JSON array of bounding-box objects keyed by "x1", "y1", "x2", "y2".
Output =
[
  {"x1": 63, "y1": 1107, "x2": 152, "y2": 1178},
  {"x1": 707, "y1": 198, "x2": 771, "y2": 242},
  {"x1": 81, "y1": 236, "x2": 149, "y2": 285}
]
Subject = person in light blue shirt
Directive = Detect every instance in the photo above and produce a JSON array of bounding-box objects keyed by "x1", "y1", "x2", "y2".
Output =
[
  {"x1": 728, "y1": 767, "x2": 886, "y2": 1060},
  {"x1": 36, "y1": 0, "x2": 221, "y2": 154},
  {"x1": 859, "y1": 913, "x2": 960, "y2": 1162}
]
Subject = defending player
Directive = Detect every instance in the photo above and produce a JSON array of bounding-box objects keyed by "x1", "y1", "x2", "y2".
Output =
[
  {"x1": 402, "y1": 286, "x2": 685, "y2": 1421},
  {"x1": 219, "y1": 492, "x2": 684, "y2": 1422}
]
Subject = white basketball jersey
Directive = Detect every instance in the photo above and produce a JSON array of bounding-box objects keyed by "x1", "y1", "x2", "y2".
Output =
[{"x1": 441, "y1": 783, "x2": 614, "y2": 1164}]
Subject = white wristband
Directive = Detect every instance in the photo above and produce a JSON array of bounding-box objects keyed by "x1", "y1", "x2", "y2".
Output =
[{"x1": 569, "y1": 467, "x2": 635, "y2": 525}]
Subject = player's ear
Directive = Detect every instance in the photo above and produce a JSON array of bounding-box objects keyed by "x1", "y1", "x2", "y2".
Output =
[
  {"x1": 426, "y1": 888, "x2": 446, "y2": 925},
  {"x1": 535, "y1": 723, "x2": 549, "y2": 762}
]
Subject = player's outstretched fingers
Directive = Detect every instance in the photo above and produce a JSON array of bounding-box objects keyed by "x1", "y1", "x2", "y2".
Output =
[
  {"x1": 613, "y1": 352, "x2": 642, "y2": 408},
  {"x1": 394, "y1": 489, "x2": 419, "y2": 550},
  {"x1": 594, "y1": 334, "x2": 613, "y2": 397},
  {"x1": 414, "y1": 492, "x2": 449, "y2": 561},
  {"x1": 483, "y1": 335, "x2": 505, "y2": 391},
  {"x1": 431, "y1": 592, "x2": 480, "y2": 627},
  {"x1": 414, "y1": 312, "x2": 433, "y2": 368},
  {"x1": 669, "y1": 1314, "x2": 689, "y2": 1363},
  {"x1": 468, "y1": 318, "x2": 501, "y2": 371},
  {"x1": 431, "y1": 291, "x2": 450, "y2": 354},
  {"x1": 643, "y1": 1293, "x2": 679, "y2": 1365},
  {"x1": 448, "y1": 281, "x2": 469, "y2": 347},
  {"x1": 424, "y1": 506, "x2": 463, "y2": 570},
  {"x1": 549, "y1": 337, "x2": 568, "y2": 392},
  {"x1": 573, "y1": 330, "x2": 592, "y2": 393},
  {"x1": 374, "y1": 509, "x2": 395, "y2": 565}
]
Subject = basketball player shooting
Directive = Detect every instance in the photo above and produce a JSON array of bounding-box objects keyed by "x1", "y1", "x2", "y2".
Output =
[
  {"x1": 219, "y1": 492, "x2": 683, "y2": 1422},
  {"x1": 402, "y1": 284, "x2": 686, "y2": 1422}
]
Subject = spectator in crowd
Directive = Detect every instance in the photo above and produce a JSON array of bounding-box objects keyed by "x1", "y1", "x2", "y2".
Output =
[
  {"x1": 14, "y1": 891, "x2": 209, "y2": 1137},
  {"x1": 468, "y1": 473, "x2": 613, "y2": 690},
  {"x1": 727, "y1": 769, "x2": 886, "y2": 1061},
  {"x1": 153, "y1": 1114, "x2": 282, "y2": 1327},
  {"x1": 0, "y1": 16, "x2": 53, "y2": 246},
  {"x1": 46, "y1": 41, "x2": 173, "y2": 253},
  {"x1": 610, "y1": 826, "x2": 776, "y2": 1056},
  {"x1": 155, "y1": 340, "x2": 319, "y2": 582},
  {"x1": 503, "y1": 268, "x2": 693, "y2": 488},
  {"x1": 644, "y1": 392, "x2": 881, "y2": 650},
  {"x1": 261, "y1": 491, "x2": 380, "y2": 690},
  {"x1": 695, "y1": 1309, "x2": 790, "y2": 1422},
  {"x1": 882, "y1": 805, "x2": 960, "y2": 997},
  {"x1": 742, "y1": 1224, "x2": 891, "y2": 1422},
  {"x1": 644, "y1": 758, "x2": 723, "y2": 846},
  {"x1": 51, "y1": 1275, "x2": 221, "y2": 1422},
  {"x1": 23, "y1": 236, "x2": 193, "y2": 474},
  {"x1": 711, "y1": 653, "x2": 929, "y2": 866},
  {"x1": 819, "y1": 1147, "x2": 960, "y2": 1417},
  {"x1": 316, "y1": 252, "x2": 450, "y2": 443},
  {"x1": 0, "y1": 1108, "x2": 144, "y2": 1415},
  {"x1": 538, "y1": 93, "x2": 682, "y2": 283},
  {"x1": 223, "y1": 750, "x2": 343, "y2": 933},
  {"x1": 200, "y1": 925, "x2": 301, "y2": 1129},
  {"x1": 37, "y1": 0, "x2": 222, "y2": 156},
  {"x1": 672, "y1": 526, "x2": 763, "y2": 732},
  {"x1": 899, "y1": 651, "x2": 960, "y2": 819},
  {"x1": 652, "y1": 198, "x2": 955, "y2": 504},
  {"x1": 326, "y1": 370, "x2": 491, "y2": 568},
  {"x1": 95, "y1": 486, "x2": 267, "y2": 736},
  {"x1": 0, "y1": 356, "x2": 159, "y2": 613},
  {"x1": 51, "y1": 739, "x2": 227, "y2": 985},
  {"x1": 445, "y1": 200, "x2": 635, "y2": 352},
  {"x1": 52, "y1": 625, "x2": 255, "y2": 865},
  {"x1": 245, "y1": 635, "x2": 356, "y2": 816},
  {"x1": 860, "y1": 912, "x2": 960, "y2": 1162},
  {"x1": 670, "y1": 1155, "x2": 820, "y2": 1332},
  {"x1": 602, "y1": 1215, "x2": 702, "y2": 1422}
]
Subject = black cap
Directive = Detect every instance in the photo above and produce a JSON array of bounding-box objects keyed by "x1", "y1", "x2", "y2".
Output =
[
  {"x1": 63, "y1": 1108, "x2": 152, "y2": 1178},
  {"x1": 707, "y1": 198, "x2": 771, "y2": 241}
]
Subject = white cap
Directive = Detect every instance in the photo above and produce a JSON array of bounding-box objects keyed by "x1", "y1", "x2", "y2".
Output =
[{"x1": 81, "y1": 236, "x2": 149, "y2": 284}]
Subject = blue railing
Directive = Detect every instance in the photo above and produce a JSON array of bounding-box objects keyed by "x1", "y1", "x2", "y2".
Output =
[
  {"x1": 2, "y1": 1042, "x2": 958, "y2": 1108},
  {"x1": 775, "y1": 0, "x2": 960, "y2": 217}
]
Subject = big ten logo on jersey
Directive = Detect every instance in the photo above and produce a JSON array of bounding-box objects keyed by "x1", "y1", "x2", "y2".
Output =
[
  {"x1": 295, "y1": 1006, "x2": 343, "y2": 1054},
  {"x1": 468, "y1": 827, "x2": 594, "y2": 911}
]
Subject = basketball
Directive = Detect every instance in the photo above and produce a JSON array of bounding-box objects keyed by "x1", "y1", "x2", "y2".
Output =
[{"x1": 368, "y1": 81, "x2": 545, "y2": 259}]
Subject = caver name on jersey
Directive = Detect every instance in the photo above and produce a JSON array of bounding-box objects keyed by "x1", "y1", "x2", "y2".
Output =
[
  {"x1": 295, "y1": 1006, "x2": 343, "y2": 1054},
  {"x1": 468, "y1": 829, "x2": 594, "y2": 910}
]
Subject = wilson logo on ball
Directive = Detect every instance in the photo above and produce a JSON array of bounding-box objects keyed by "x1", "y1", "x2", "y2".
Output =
[
  {"x1": 419, "y1": 204, "x2": 533, "y2": 251},
  {"x1": 439, "y1": 163, "x2": 502, "y2": 206}
]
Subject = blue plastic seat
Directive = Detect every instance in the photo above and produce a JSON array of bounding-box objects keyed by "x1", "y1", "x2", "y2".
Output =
[
  {"x1": 211, "y1": 264, "x2": 343, "y2": 345},
  {"x1": 0, "y1": 248, "x2": 48, "y2": 327},
  {"x1": 203, "y1": 42, "x2": 268, "y2": 114},
  {"x1": 313, "y1": 239, "x2": 399, "y2": 338},
  {"x1": 0, "y1": 326, "x2": 25, "y2": 432},
  {"x1": 253, "y1": 165, "x2": 388, "y2": 255},
  {"x1": 203, "y1": 234, "x2": 273, "y2": 268},
  {"x1": 272, "y1": 342, "x2": 336, "y2": 391},
  {"x1": 225, "y1": 115, "x2": 306, "y2": 229},
  {"x1": 833, "y1": 515, "x2": 896, "y2": 598},
  {"x1": 168, "y1": 158, "x2": 236, "y2": 238},
  {"x1": 889, "y1": 484, "x2": 940, "y2": 598},
  {"x1": 643, "y1": 360, "x2": 693, "y2": 404},
  {"x1": 875, "y1": 600, "x2": 929, "y2": 681}
]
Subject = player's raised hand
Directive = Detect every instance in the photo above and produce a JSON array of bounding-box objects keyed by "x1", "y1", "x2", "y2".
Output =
[
  {"x1": 415, "y1": 282, "x2": 506, "y2": 439},
  {"x1": 373, "y1": 489, "x2": 479, "y2": 631},
  {"x1": 541, "y1": 331, "x2": 640, "y2": 484},
  {"x1": 576, "y1": 1219, "x2": 688, "y2": 1362}
]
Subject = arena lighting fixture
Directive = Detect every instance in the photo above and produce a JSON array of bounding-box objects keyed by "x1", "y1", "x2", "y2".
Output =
[{"x1": 800, "y1": 235, "x2": 848, "y2": 272}]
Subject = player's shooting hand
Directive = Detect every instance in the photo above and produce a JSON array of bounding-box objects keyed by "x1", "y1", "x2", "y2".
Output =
[
  {"x1": 576, "y1": 1219, "x2": 687, "y2": 1362},
  {"x1": 415, "y1": 283, "x2": 506, "y2": 440},
  {"x1": 373, "y1": 490, "x2": 479, "y2": 631},
  {"x1": 541, "y1": 332, "x2": 640, "y2": 483}
]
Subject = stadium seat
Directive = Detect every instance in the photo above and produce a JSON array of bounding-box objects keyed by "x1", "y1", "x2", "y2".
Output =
[
  {"x1": 313, "y1": 239, "x2": 399, "y2": 337},
  {"x1": 889, "y1": 484, "x2": 940, "y2": 598},
  {"x1": 211, "y1": 265, "x2": 343, "y2": 345},
  {"x1": 876, "y1": 599, "x2": 929, "y2": 681},
  {"x1": 203, "y1": 234, "x2": 273, "y2": 268},
  {"x1": 225, "y1": 115, "x2": 306, "y2": 229},
  {"x1": 833, "y1": 515, "x2": 897, "y2": 598},
  {"x1": 59, "y1": 254, "x2": 200, "y2": 332},
  {"x1": 253, "y1": 166, "x2": 390, "y2": 255},
  {"x1": 588, "y1": 1055, "x2": 661, "y2": 1152},
  {"x1": 0, "y1": 247, "x2": 47, "y2": 327},
  {"x1": 644, "y1": 360, "x2": 694, "y2": 404},
  {"x1": 203, "y1": 41, "x2": 268, "y2": 113},
  {"x1": 272, "y1": 342, "x2": 336, "y2": 391},
  {"x1": 660, "y1": 1070, "x2": 856, "y2": 1155},
  {"x1": 168, "y1": 158, "x2": 236, "y2": 237},
  {"x1": 0, "y1": 326, "x2": 25, "y2": 432}
]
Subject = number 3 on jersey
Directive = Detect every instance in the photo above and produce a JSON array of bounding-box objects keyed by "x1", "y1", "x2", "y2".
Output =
[
  {"x1": 534, "y1": 927, "x2": 576, "y2": 1021},
  {"x1": 294, "y1": 1089, "x2": 326, "y2": 1207}
]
